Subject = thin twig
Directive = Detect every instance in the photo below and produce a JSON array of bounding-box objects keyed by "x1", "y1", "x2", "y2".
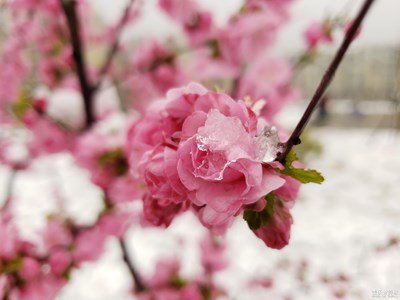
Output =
[
  {"x1": 93, "y1": 0, "x2": 135, "y2": 91},
  {"x1": 276, "y1": 0, "x2": 376, "y2": 163},
  {"x1": 59, "y1": 0, "x2": 94, "y2": 128},
  {"x1": 119, "y1": 237, "x2": 146, "y2": 293}
]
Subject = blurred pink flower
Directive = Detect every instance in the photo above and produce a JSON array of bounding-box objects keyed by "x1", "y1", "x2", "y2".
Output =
[
  {"x1": 238, "y1": 56, "x2": 300, "y2": 120},
  {"x1": 98, "y1": 211, "x2": 134, "y2": 238},
  {"x1": 73, "y1": 227, "x2": 107, "y2": 264},
  {"x1": 158, "y1": 0, "x2": 214, "y2": 46},
  {"x1": 18, "y1": 257, "x2": 41, "y2": 281},
  {"x1": 303, "y1": 21, "x2": 333, "y2": 49},
  {"x1": 74, "y1": 131, "x2": 129, "y2": 189},
  {"x1": 200, "y1": 234, "x2": 227, "y2": 273},
  {"x1": 12, "y1": 275, "x2": 65, "y2": 300},
  {"x1": 41, "y1": 220, "x2": 73, "y2": 252},
  {"x1": 0, "y1": 217, "x2": 22, "y2": 260},
  {"x1": 108, "y1": 175, "x2": 144, "y2": 204},
  {"x1": 28, "y1": 118, "x2": 73, "y2": 156},
  {"x1": 218, "y1": 8, "x2": 282, "y2": 66},
  {"x1": 49, "y1": 249, "x2": 71, "y2": 276}
]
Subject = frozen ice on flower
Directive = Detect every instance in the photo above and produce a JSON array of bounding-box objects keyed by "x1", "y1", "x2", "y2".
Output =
[{"x1": 257, "y1": 126, "x2": 283, "y2": 163}]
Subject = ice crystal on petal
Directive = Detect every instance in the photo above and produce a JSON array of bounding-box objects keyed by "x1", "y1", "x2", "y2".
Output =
[
  {"x1": 196, "y1": 135, "x2": 209, "y2": 151},
  {"x1": 258, "y1": 126, "x2": 282, "y2": 163}
]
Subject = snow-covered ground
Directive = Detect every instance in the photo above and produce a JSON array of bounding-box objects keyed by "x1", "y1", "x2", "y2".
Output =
[{"x1": 1, "y1": 126, "x2": 399, "y2": 300}]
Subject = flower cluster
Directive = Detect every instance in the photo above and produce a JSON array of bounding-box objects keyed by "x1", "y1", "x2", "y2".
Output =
[
  {"x1": 136, "y1": 233, "x2": 227, "y2": 300},
  {"x1": 0, "y1": 215, "x2": 87, "y2": 299},
  {"x1": 128, "y1": 82, "x2": 303, "y2": 247}
]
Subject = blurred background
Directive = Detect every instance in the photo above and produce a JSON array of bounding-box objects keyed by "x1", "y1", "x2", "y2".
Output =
[
  {"x1": 1, "y1": 0, "x2": 400, "y2": 299},
  {"x1": 88, "y1": 0, "x2": 400, "y2": 127}
]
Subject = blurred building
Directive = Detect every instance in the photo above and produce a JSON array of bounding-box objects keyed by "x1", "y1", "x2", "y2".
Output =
[{"x1": 295, "y1": 45, "x2": 400, "y2": 101}]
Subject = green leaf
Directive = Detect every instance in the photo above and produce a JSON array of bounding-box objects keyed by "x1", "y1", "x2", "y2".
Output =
[
  {"x1": 284, "y1": 150, "x2": 298, "y2": 168},
  {"x1": 281, "y1": 150, "x2": 324, "y2": 184},
  {"x1": 243, "y1": 194, "x2": 275, "y2": 230},
  {"x1": 281, "y1": 168, "x2": 324, "y2": 184}
]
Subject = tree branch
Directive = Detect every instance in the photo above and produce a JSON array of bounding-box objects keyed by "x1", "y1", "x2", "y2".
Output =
[
  {"x1": 276, "y1": 0, "x2": 376, "y2": 162},
  {"x1": 119, "y1": 237, "x2": 146, "y2": 293},
  {"x1": 59, "y1": 0, "x2": 94, "y2": 128},
  {"x1": 93, "y1": 0, "x2": 135, "y2": 91}
]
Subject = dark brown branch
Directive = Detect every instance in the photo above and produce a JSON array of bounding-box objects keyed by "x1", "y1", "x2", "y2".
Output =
[
  {"x1": 93, "y1": 0, "x2": 135, "y2": 91},
  {"x1": 276, "y1": 0, "x2": 376, "y2": 162},
  {"x1": 59, "y1": 0, "x2": 94, "y2": 128},
  {"x1": 119, "y1": 237, "x2": 146, "y2": 293}
]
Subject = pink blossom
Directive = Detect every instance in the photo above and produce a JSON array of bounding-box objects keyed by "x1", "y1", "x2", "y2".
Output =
[
  {"x1": 142, "y1": 193, "x2": 189, "y2": 227},
  {"x1": 126, "y1": 41, "x2": 184, "y2": 111},
  {"x1": 131, "y1": 41, "x2": 182, "y2": 94},
  {"x1": 131, "y1": 41, "x2": 171, "y2": 73},
  {"x1": 177, "y1": 108, "x2": 285, "y2": 228},
  {"x1": 73, "y1": 227, "x2": 107, "y2": 264},
  {"x1": 41, "y1": 220, "x2": 73, "y2": 252},
  {"x1": 218, "y1": 8, "x2": 283, "y2": 66},
  {"x1": 73, "y1": 132, "x2": 111, "y2": 187},
  {"x1": 303, "y1": 21, "x2": 333, "y2": 49},
  {"x1": 139, "y1": 285, "x2": 203, "y2": 300},
  {"x1": 200, "y1": 234, "x2": 227, "y2": 273},
  {"x1": 180, "y1": 284, "x2": 204, "y2": 300},
  {"x1": 247, "y1": 0, "x2": 293, "y2": 20},
  {"x1": 180, "y1": 49, "x2": 239, "y2": 83},
  {"x1": 12, "y1": 275, "x2": 66, "y2": 300},
  {"x1": 165, "y1": 82, "x2": 208, "y2": 120},
  {"x1": 138, "y1": 145, "x2": 191, "y2": 226},
  {"x1": 0, "y1": 217, "x2": 22, "y2": 260},
  {"x1": 0, "y1": 275, "x2": 10, "y2": 299},
  {"x1": 183, "y1": 11, "x2": 213, "y2": 46},
  {"x1": 10, "y1": 0, "x2": 62, "y2": 15},
  {"x1": 126, "y1": 112, "x2": 180, "y2": 176},
  {"x1": 128, "y1": 82, "x2": 288, "y2": 230},
  {"x1": 149, "y1": 259, "x2": 180, "y2": 287},
  {"x1": 122, "y1": 75, "x2": 163, "y2": 113},
  {"x1": 74, "y1": 131, "x2": 129, "y2": 188},
  {"x1": 139, "y1": 146, "x2": 187, "y2": 206},
  {"x1": 158, "y1": 0, "x2": 214, "y2": 46},
  {"x1": 107, "y1": 175, "x2": 144, "y2": 204},
  {"x1": 238, "y1": 56, "x2": 300, "y2": 120},
  {"x1": 98, "y1": 211, "x2": 134, "y2": 238},
  {"x1": 28, "y1": 118, "x2": 73, "y2": 156},
  {"x1": 49, "y1": 249, "x2": 71, "y2": 276},
  {"x1": 275, "y1": 175, "x2": 301, "y2": 208},
  {"x1": 253, "y1": 199, "x2": 293, "y2": 249},
  {"x1": 18, "y1": 257, "x2": 41, "y2": 281}
]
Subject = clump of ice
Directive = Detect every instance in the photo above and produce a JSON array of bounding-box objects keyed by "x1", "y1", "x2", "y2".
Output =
[{"x1": 257, "y1": 126, "x2": 282, "y2": 163}]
